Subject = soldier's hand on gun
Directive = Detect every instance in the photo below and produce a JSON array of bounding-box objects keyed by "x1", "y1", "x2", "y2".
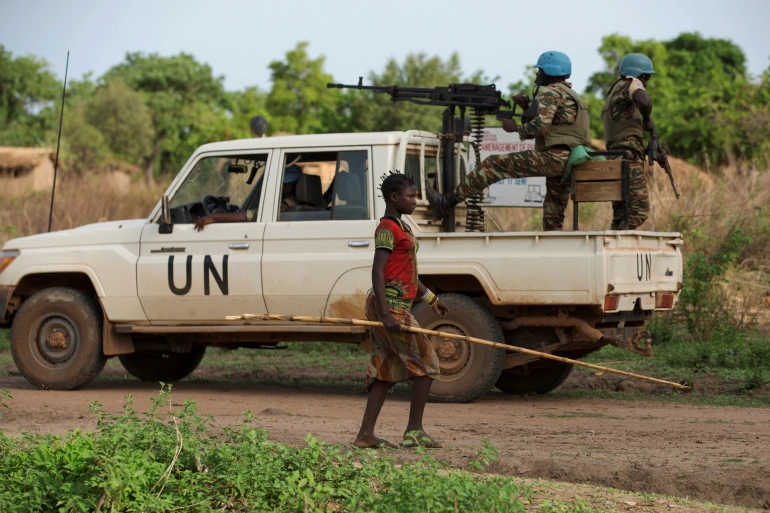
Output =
[
  {"x1": 380, "y1": 313, "x2": 402, "y2": 333},
  {"x1": 656, "y1": 151, "x2": 669, "y2": 168},
  {"x1": 643, "y1": 119, "x2": 655, "y2": 132},
  {"x1": 512, "y1": 93, "x2": 531, "y2": 109},
  {"x1": 501, "y1": 118, "x2": 518, "y2": 133},
  {"x1": 432, "y1": 299, "x2": 449, "y2": 318}
]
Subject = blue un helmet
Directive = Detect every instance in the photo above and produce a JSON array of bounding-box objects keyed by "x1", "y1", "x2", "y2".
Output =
[
  {"x1": 283, "y1": 164, "x2": 302, "y2": 184},
  {"x1": 619, "y1": 54, "x2": 655, "y2": 77},
  {"x1": 534, "y1": 51, "x2": 572, "y2": 77}
]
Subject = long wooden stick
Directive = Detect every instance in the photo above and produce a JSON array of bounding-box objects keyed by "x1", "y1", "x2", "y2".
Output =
[{"x1": 226, "y1": 313, "x2": 689, "y2": 390}]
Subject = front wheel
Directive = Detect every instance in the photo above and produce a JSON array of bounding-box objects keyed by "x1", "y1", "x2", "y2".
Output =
[
  {"x1": 11, "y1": 287, "x2": 107, "y2": 390},
  {"x1": 411, "y1": 293, "x2": 505, "y2": 403},
  {"x1": 118, "y1": 346, "x2": 206, "y2": 382}
]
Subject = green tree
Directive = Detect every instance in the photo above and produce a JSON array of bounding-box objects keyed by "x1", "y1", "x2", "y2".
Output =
[
  {"x1": 88, "y1": 79, "x2": 154, "y2": 166},
  {"x1": 62, "y1": 101, "x2": 109, "y2": 172},
  {"x1": 339, "y1": 52, "x2": 489, "y2": 134},
  {"x1": 584, "y1": 32, "x2": 761, "y2": 169},
  {"x1": 103, "y1": 52, "x2": 228, "y2": 184},
  {"x1": 0, "y1": 45, "x2": 60, "y2": 146},
  {"x1": 266, "y1": 42, "x2": 340, "y2": 135},
  {"x1": 224, "y1": 86, "x2": 269, "y2": 140},
  {"x1": 710, "y1": 64, "x2": 770, "y2": 168},
  {"x1": 507, "y1": 66, "x2": 537, "y2": 99},
  {"x1": 66, "y1": 72, "x2": 98, "y2": 105}
]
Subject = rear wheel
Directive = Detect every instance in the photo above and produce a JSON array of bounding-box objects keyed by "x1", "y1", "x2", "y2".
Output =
[
  {"x1": 411, "y1": 293, "x2": 505, "y2": 403},
  {"x1": 11, "y1": 287, "x2": 107, "y2": 390},
  {"x1": 495, "y1": 363, "x2": 574, "y2": 395},
  {"x1": 118, "y1": 346, "x2": 206, "y2": 382}
]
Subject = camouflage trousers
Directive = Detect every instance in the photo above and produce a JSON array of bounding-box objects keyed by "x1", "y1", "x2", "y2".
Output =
[
  {"x1": 608, "y1": 137, "x2": 649, "y2": 230},
  {"x1": 364, "y1": 293, "x2": 440, "y2": 391},
  {"x1": 456, "y1": 148, "x2": 571, "y2": 231}
]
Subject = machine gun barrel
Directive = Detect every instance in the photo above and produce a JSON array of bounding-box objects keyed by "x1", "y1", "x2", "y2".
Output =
[
  {"x1": 327, "y1": 77, "x2": 520, "y2": 117},
  {"x1": 327, "y1": 81, "x2": 435, "y2": 97}
]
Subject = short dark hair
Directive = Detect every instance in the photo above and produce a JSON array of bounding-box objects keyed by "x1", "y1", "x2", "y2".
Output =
[{"x1": 380, "y1": 173, "x2": 415, "y2": 200}]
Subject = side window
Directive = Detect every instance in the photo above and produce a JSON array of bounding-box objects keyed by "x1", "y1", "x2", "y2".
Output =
[
  {"x1": 405, "y1": 150, "x2": 438, "y2": 198},
  {"x1": 404, "y1": 153, "x2": 421, "y2": 197},
  {"x1": 169, "y1": 153, "x2": 267, "y2": 224},
  {"x1": 279, "y1": 150, "x2": 369, "y2": 222}
]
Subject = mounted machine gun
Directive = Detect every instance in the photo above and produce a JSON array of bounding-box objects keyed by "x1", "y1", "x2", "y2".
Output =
[{"x1": 328, "y1": 77, "x2": 527, "y2": 232}]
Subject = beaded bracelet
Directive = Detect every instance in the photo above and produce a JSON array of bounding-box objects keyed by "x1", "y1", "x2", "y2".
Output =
[{"x1": 422, "y1": 289, "x2": 438, "y2": 306}]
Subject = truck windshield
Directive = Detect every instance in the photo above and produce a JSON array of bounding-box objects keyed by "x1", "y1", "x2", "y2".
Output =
[{"x1": 171, "y1": 154, "x2": 268, "y2": 210}]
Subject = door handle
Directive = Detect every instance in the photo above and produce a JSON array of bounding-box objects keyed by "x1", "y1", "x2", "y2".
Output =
[
  {"x1": 150, "y1": 247, "x2": 186, "y2": 253},
  {"x1": 229, "y1": 243, "x2": 250, "y2": 250},
  {"x1": 348, "y1": 241, "x2": 370, "y2": 248}
]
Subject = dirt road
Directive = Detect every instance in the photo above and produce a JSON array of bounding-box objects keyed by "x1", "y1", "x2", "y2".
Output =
[{"x1": 1, "y1": 375, "x2": 768, "y2": 510}]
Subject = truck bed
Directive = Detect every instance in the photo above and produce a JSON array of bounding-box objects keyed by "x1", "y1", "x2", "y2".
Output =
[{"x1": 416, "y1": 229, "x2": 683, "y2": 308}]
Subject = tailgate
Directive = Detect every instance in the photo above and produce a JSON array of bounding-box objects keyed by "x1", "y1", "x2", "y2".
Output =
[{"x1": 603, "y1": 232, "x2": 683, "y2": 310}]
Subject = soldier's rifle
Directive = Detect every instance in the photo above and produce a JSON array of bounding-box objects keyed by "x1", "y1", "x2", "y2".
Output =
[
  {"x1": 328, "y1": 77, "x2": 526, "y2": 232},
  {"x1": 647, "y1": 128, "x2": 680, "y2": 200}
]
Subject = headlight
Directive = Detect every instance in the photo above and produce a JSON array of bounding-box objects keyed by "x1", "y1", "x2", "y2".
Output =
[{"x1": 0, "y1": 250, "x2": 20, "y2": 274}]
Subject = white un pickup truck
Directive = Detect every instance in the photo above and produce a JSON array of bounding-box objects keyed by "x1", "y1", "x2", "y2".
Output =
[{"x1": 0, "y1": 130, "x2": 683, "y2": 402}]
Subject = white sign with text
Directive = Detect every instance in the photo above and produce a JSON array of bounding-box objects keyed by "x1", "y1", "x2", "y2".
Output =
[{"x1": 471, "y1": 128, "x2": 544, "y2": 208}]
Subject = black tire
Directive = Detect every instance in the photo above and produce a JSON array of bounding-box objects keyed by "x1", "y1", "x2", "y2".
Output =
[
  {"x1": 118, "y1": 346, "x2": 206, "y2": 382},
  {"x1": 11, "y1": 287, "x2": 107, "y2": 390},
  {"x1": 495, "y1": 363, "x2": 574, "y2": 395},
  {"x1": 411, "y1": 293, "x2": 505, "y2": 403}
]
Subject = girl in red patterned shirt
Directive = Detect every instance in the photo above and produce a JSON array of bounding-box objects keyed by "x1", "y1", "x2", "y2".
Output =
[{"x1": 354, "y1": 173, "x2": 448, "y2": 449}]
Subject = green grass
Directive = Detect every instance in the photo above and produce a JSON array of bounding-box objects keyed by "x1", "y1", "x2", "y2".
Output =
[
  {"x1": 0, "y1": 329, "x2": 9, "y2": 352},
  {"x1": 583, "y1": 327, "x2": 770, "y2": 390},
  {"x1": 551, "y1": 386, "x2": 770, "y2": 408},
  {"x1": 0, "y1": 386, "x2": 595, "y2": 513}
]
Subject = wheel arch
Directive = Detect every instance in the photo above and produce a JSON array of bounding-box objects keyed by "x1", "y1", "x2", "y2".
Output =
[
  {"x1": 5, "y1": 270, "x2": 103, "y2": 326},
  {"x1": 14, "y1": 268, "x2": 103, "y2": 299},
  {"x1": 419, "y1": 272, "x2": 492, "y2": 302}
]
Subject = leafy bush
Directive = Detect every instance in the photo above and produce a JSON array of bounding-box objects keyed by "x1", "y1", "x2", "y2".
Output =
[
  {"x1": 0, "y1": 329, "x2": 9, "y2": 351},
  {"x1": 678, "y1": 227, "x2": 753, "y2": 342},
  {"x1": 0, "y1": 389, "x2": 10, "y2": 419},
  {"x1": 647, "y1": 227, "x2": 770, "y2": 390},
  {"x1": 0, "y1": 386, "x2": 594, "y2": 512}
]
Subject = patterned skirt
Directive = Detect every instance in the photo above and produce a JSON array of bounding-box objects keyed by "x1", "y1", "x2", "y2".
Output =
[{"x1": 364, "y1": 292, "x2": 440, "y2": 390}]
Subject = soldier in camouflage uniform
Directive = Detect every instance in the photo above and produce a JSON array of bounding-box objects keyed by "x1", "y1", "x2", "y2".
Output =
[
  {"x1": 427, "y1": 51, "x2": 591, "y2": 231},
  {"x1": 602, "y1": 53, "x2": 667, "y2": 230}
]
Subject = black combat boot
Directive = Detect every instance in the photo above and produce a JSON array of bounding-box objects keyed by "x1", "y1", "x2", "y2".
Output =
[{"x1": 425, "y1": 185, "x2": 456, "y2": 220}]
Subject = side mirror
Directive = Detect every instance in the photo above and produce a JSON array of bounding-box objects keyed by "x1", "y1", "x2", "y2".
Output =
[
  {"x1": 250, "y1": 115, "x2": 268, "y2": 138},
  {"x1": 159, "y1": 195, "x2": 173, "y2": 234}
]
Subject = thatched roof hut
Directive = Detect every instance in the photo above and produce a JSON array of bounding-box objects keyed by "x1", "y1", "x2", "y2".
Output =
[{"x1": 0, "y1": 147, "x2": 55, "y2": 197}]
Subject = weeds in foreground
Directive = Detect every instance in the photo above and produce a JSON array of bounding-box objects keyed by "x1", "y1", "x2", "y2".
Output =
[
  {"x1": 0, "y1": 329, "x2": 8, "y2": 352},
  {"x1": 0, "y1": 389, "x2": 10, "y2": 419},
  {"x1": 0, "y1": 385, "x2": 595, "y2": 513}
]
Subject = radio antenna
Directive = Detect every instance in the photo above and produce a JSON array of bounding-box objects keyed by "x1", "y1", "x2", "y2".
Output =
[{"x1": 48, "y1": 51, "x2": 69, "y2": 232}]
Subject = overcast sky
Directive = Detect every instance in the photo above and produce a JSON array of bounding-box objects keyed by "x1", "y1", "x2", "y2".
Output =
[{"x1": 2, "y1": 0, "x2": 769, "y2": 94}]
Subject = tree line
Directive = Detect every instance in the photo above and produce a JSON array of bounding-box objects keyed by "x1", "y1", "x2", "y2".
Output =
[{"x1": 1, "y1": 33, "x2": 769, "y2": 184}]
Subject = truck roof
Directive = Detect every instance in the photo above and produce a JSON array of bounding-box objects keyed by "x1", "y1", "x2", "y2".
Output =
[{"x1": 195, "y1": 131, "x2": 410, "y2": 154}]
